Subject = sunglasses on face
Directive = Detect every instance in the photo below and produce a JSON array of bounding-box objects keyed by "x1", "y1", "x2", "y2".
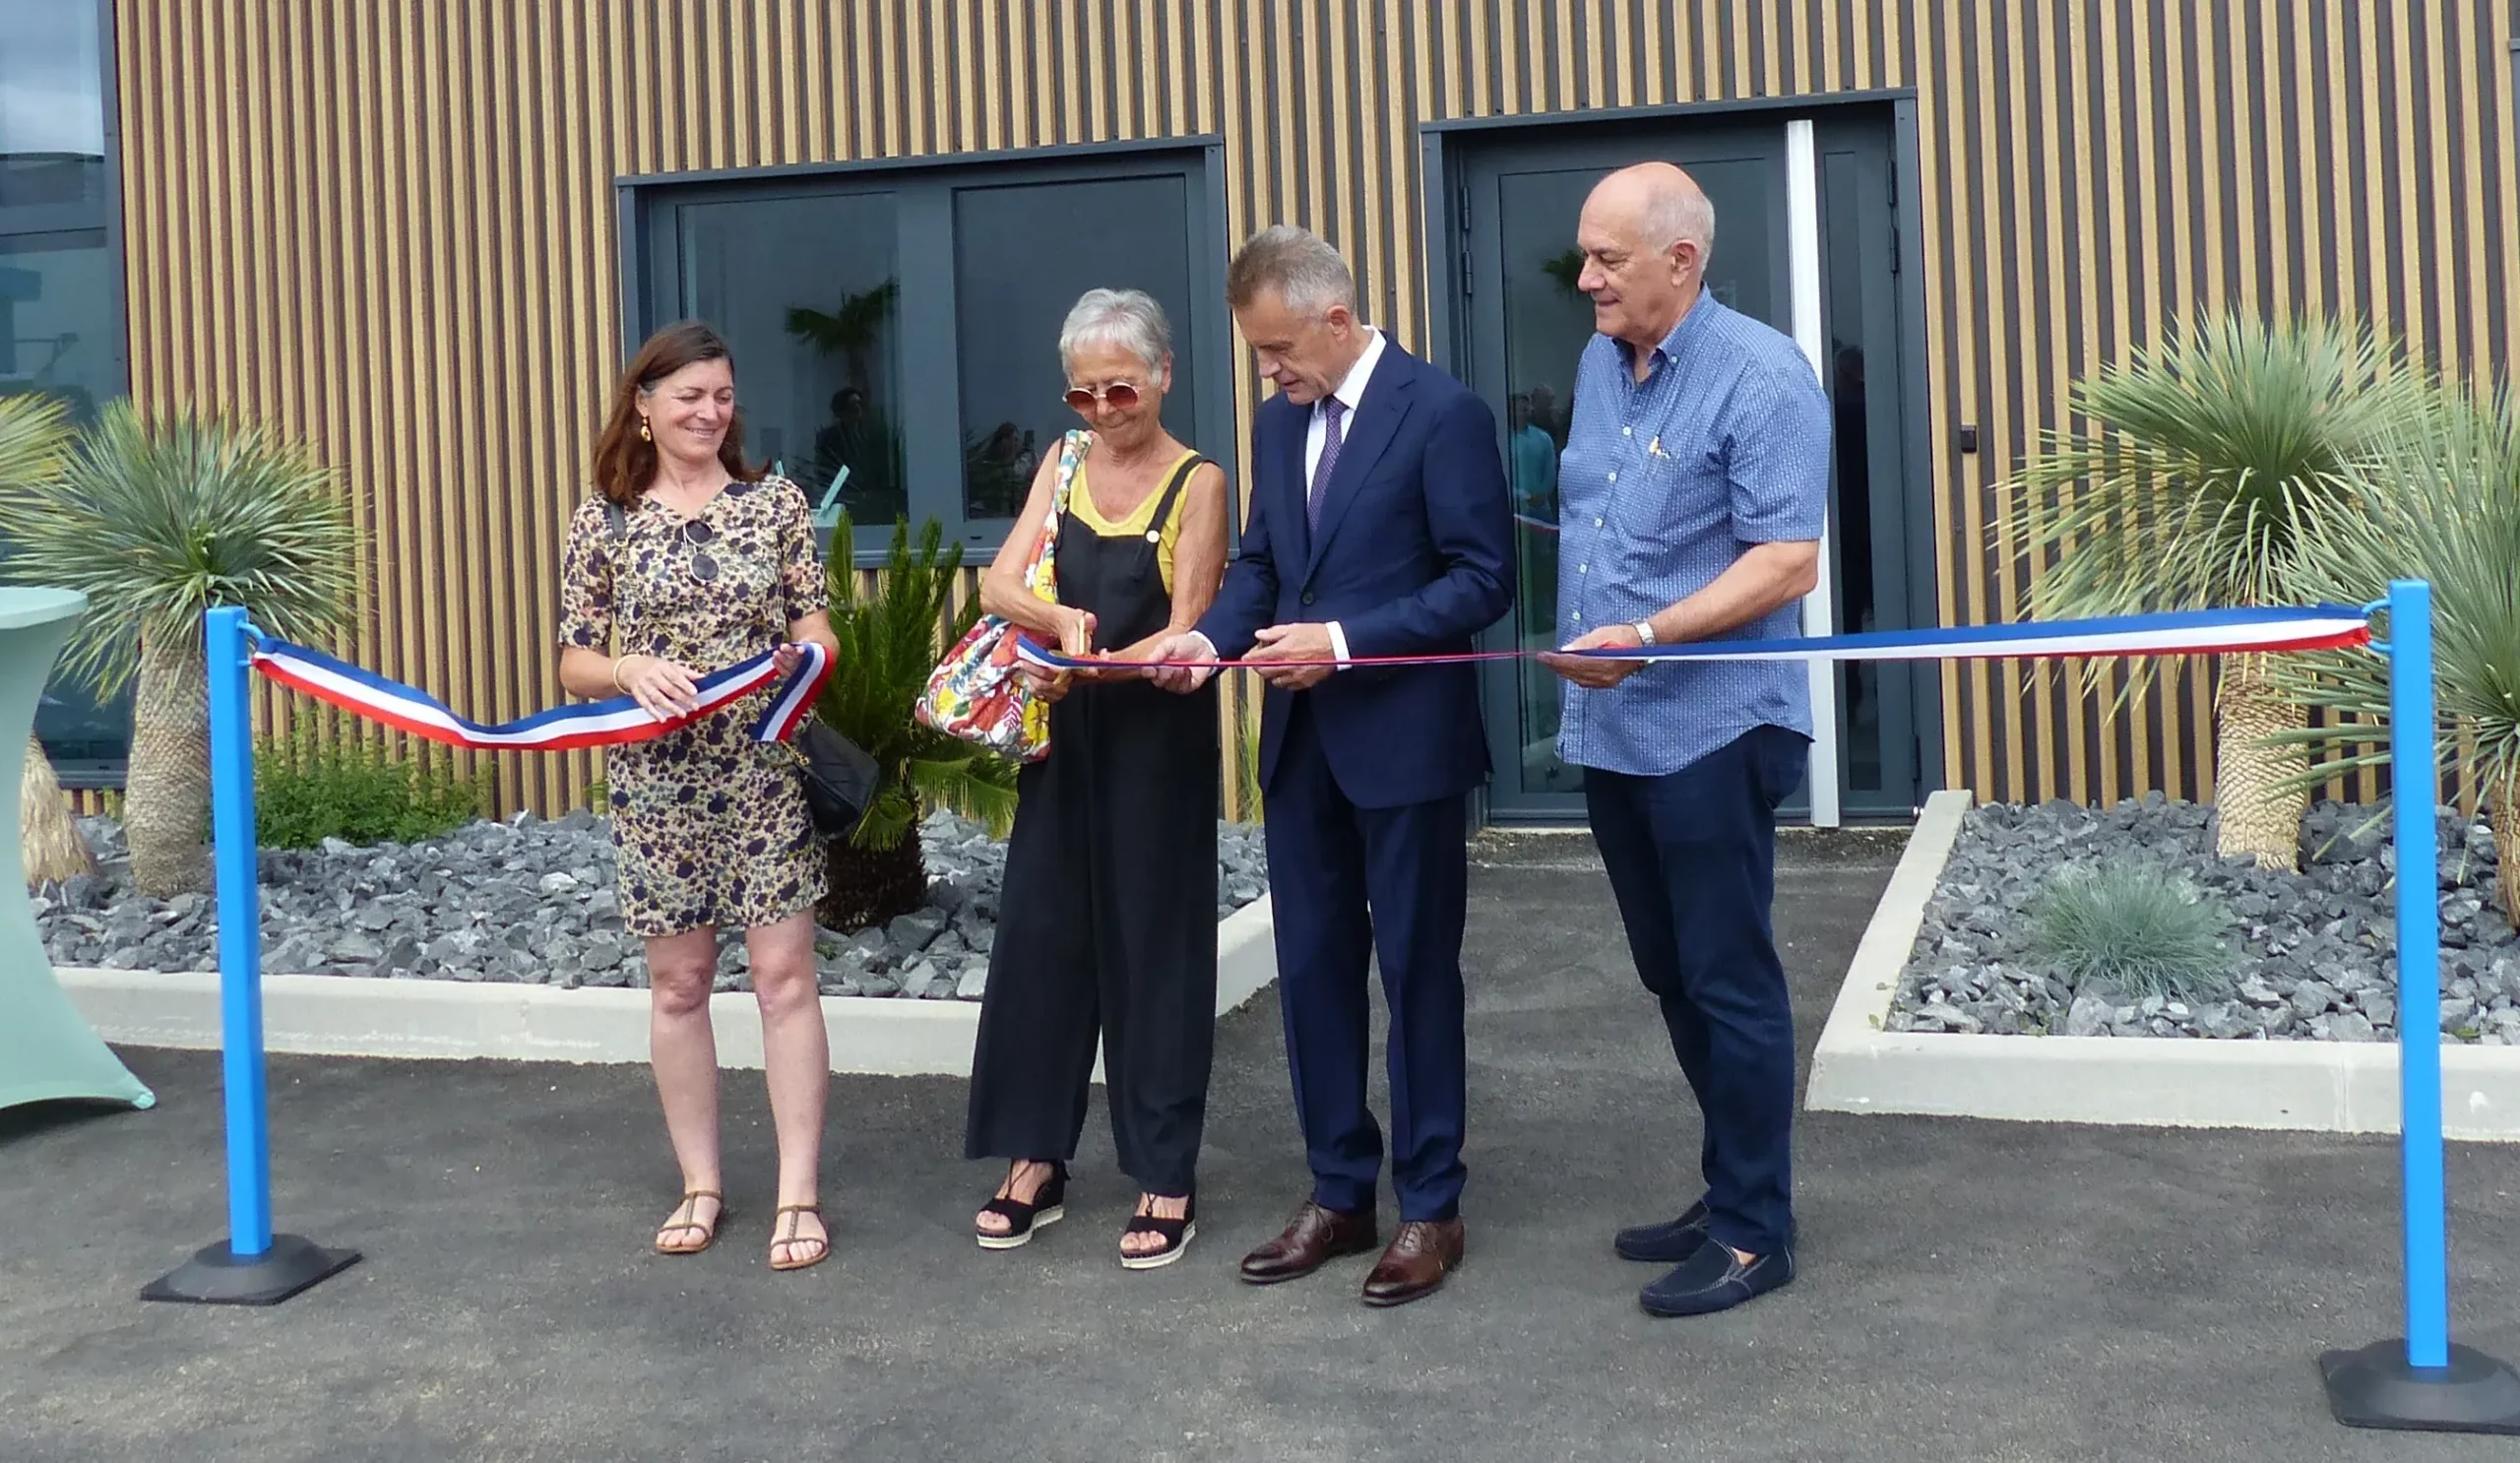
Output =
[
  {"x1": 681, "y1": 519, "x2": 721, "y2": 584},
  {"x1": 1063, "y1": 380, "x2": 1144, "y2": 413}
]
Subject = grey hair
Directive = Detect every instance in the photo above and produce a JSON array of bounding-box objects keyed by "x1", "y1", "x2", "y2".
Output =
[
  {"x1": 1225, "y1": 223, "x2": 1358, "y2": 315},
  {"x1": 1058, "y1": 287, "x2": 1172, "y2": 375},
  {"x1": 1645, "y1": 183, "x2": 1718, "y2": 262}
]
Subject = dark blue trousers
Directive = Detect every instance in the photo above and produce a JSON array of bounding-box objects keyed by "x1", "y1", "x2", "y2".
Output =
[
  {"x1": 1583, "y1": 725, "x2": 1807, "y2": 1256},
  {"x1": 1264, "y1": 698, "x2": 1470, "y2": 1222}
]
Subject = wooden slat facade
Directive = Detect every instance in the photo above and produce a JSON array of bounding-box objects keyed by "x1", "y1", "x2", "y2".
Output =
[{"x1": 108, "y1": 0, "x2": 2520, "y2": 818}]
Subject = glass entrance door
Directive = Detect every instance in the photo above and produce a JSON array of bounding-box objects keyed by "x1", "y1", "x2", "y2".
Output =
[{"x1": 1454, "y1": 114, "x2": 1927, "y2": 822}]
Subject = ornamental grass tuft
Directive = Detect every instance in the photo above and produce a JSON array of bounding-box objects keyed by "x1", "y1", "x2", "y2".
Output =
[{"x1": 2026, "y1": 859, "x2": 2239, "y2": 1004}]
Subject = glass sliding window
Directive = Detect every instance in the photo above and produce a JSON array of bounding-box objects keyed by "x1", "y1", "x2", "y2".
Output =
[
  {"x1": 628, "y1": 144, "x2": 1225, "y2": 564},
  {"x1": 0, "y1": 230, "x2": 117, "y2": 420},
  {"x1": 0, "y1": 0, "x2": 127, "y2": 783},
  {"x1": 949, "y1": 174, "x2": 1197, "y2": 524},
  {"x1": 672, "y1": 191, "x2": 902, "y2": 554},
  {"x1": 0, "y1": 1, "x2": 108, "y2": 210}
]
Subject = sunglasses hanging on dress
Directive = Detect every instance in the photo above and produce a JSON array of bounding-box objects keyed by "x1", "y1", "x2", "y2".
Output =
[{"x1": 681, "y1": 519, "x2": 721, "y2": 584}]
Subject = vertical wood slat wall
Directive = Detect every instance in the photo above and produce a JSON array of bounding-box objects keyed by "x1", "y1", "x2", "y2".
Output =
[{"x1": 111, "y1": 0, "x2": 2519, "y2": 818}]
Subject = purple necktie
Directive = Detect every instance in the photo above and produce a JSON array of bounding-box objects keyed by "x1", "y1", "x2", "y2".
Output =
[{"x1": 1309, "y1": 398, "x2": 1346, "y2": 533}]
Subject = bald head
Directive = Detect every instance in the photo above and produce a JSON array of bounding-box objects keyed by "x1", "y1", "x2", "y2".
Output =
[
  {"x1": 1574, "y1": 162, "x2": 1717, "y2": 352},
  {"x1": 1589, "y1": 161, "x2": 1716, "y2": 258}
]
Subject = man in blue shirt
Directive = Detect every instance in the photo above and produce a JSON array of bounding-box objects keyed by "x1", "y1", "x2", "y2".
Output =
[{"x1": 1540, "y1": 161, "x2": 1832, "y2": 1318}]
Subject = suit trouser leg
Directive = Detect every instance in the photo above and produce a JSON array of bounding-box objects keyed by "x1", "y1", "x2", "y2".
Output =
[
  {"x1": 1583, "y1": 727, "x2": 1804, "y2": 1255},
  {"x1": 1262, "y1": 699, "x2": 1382, "y2": 1215},
  {"x1": 1359, "y1": 791, "x2": 1470, "y2": 1223}
]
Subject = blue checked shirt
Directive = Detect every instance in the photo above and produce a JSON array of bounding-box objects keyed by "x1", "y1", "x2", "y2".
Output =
[{"x1": 1554, "y1": 292, "x2": 1833, "y2": 777}]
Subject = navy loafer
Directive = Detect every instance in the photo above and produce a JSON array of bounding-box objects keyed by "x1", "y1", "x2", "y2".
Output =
[
  {"x1": 1613, "y1": 1202, "x2": 1711, "y2": 1263},
  {"x1": 1638, "y1": 1241, "x2": 1795, "y2": 1317}
]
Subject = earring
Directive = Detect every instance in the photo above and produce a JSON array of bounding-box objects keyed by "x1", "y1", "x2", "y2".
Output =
[{"x1": 639, "y1": 416, "x2": 652, "y2": 442}]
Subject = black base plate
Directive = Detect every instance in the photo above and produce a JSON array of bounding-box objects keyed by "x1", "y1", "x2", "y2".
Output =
[
  {"x1": 141, "y1": 1234, "x2": 361, "y2": 1306},
  {"x1": 2320, "y1": 1340, "x2": 2520, "y2": 1434}
]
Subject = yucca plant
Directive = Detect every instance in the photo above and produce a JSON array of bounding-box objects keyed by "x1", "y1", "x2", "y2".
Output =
[
  {"x1": 2275, "y1": 379, "x2": 2520, "y2": 929},
  {"x1": 0, "y1": 394, "x2": 96, "y2": 884},
  {"x1": 0, "y1": 403, "x2": 358, "y2": 895},
  {"x1": 2003, "y1": 311, "x2": 2429, "y2": 869},
  {"x1": 814, "y1": 511, "x2": 1018, "y2": 932}
]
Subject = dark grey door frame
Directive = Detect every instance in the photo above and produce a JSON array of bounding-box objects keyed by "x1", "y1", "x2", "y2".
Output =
[{"x1": 1419, "y1": 91, "x2": 1943, "y2": 826}]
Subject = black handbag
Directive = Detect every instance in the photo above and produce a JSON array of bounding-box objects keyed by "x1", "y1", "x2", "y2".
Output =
[{"x1": 794, "y1": 719, "x2": 880, "y2": 840}]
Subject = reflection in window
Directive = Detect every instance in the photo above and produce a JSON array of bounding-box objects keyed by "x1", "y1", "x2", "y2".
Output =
[
  {"x1": 0, "y1": 230, "x2": 114, "y2": 422},
  {"x1": 952, "y1": 175, "x2": 1196, "y2": 521},
  {"x1": 0, "y1": 0, "x2": 107, "y2": 209},
  {"x1": 0, "y1": 232, "x2": 126, "y2": 772},
  {"x1": 675, "y1": 192, "x2": 903, "y2": 543}
]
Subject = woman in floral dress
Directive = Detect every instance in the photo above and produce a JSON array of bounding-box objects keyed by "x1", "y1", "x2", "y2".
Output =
[{"x1": 557, "y1": 320, "x2": 842, "y2": 1272}]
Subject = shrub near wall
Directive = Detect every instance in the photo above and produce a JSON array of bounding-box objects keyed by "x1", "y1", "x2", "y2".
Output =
[{"x1": 252, "y1": 730, "x2": 488, "y2": 849}]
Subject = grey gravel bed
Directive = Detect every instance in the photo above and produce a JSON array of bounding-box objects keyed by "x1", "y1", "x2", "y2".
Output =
[
  {"x1": 38, "y1": 810, "x2": 1269, "y2": 1001},
  {"x1": 1891, "y1": 796, "x2": 2515, "y2": 1042}
]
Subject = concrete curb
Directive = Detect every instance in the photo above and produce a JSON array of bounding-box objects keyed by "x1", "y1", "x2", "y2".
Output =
[
  {"x1": 1802, "y1": 791, "x2": 2520, "y2": 1141},
  {"x1": 59, "y1": 892, "x2": 1279, "y2": 1080}
]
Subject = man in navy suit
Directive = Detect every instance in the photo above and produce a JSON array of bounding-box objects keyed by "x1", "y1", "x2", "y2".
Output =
[{"x1": 1147, "y1": 225, "x2": 1512, "y2": 1307}]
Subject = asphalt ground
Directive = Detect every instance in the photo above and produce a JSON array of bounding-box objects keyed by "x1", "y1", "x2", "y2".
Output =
[{"x1": 7, "y1": 827, "x2": 2519, "y2": 1462}]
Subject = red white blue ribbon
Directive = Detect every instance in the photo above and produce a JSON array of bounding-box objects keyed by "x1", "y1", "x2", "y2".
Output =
[
  {"x1": 1014, "y1": 604, "x2": 2376, "y2": 671},
  {"x1": 246, "y1": 631, "x2": 833, "y2": 753}
]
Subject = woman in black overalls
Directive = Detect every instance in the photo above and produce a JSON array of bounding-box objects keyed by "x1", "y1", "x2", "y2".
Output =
[{"x1": 964, "y1": 288, "x2": 1228, "y2": 1270}]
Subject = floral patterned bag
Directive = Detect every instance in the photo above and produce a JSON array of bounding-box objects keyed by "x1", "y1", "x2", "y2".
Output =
[{"x1": 914, "y1": 428, "x2": 1090, "y2": 763}]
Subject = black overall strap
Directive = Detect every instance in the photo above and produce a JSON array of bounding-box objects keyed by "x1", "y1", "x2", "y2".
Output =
[{"x1": 1139, "y1": 453, "x2": 1210, "y2": 544}]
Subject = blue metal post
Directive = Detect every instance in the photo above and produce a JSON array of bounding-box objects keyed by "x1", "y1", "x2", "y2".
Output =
[
  {"x1": 140, "y1": 608, "x2": 357, "y2": 1304},
  {"x1": 205, "y1": 605, "x2": 274, "y2": 1259},
  {"x1": 2388, "y1": 579, "x2": 2449, "y2": 1369}
]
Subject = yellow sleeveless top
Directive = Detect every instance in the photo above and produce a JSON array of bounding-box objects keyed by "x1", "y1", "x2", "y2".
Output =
[{"x1": 1067, "y1": 449, "x2": 1201, "y2": 592}]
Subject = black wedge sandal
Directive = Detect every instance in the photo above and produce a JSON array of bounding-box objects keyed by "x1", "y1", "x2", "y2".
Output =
[
  {"x1": 975, "y1": 1161, "x2": 1067, "y2": 1250},
  {"x1": 1119, "y1": 1192, "x2": 1196, "y2": 1271}
]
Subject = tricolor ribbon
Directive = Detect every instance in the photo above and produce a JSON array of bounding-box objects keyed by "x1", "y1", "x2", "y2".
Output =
[
  {"x1": 247, "y1": 631, "x2": 833, "y2": 753},
  {"x1": 239, "y1": 605, "x2": 2369, "y2": 751},
  {"x1": 1014, "y1": 604, "x2": 2376, "y2": 672}
]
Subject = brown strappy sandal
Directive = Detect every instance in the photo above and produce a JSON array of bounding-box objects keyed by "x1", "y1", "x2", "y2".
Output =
[
  {"x1": 655, "y1": 1189, "x2": 727, "y2": 1255},
  {"x1": 770, "y1": 1202, "x2": 829, "y2": 1272}
]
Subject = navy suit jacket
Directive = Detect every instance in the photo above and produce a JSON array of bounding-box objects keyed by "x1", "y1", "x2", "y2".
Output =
[{"x1": 1198, "y1": 342, "x2": 1514, "y2": 809}]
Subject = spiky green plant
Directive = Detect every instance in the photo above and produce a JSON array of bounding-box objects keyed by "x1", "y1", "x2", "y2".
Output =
[
  {"x1": 2027, "y1": 860, "x2": 2237, "y2": 1004},
  {"x1": 0, "y1": 402, "x2": 358, "y2": 894},
  {"x1": 2273, "y1": 378, "x2": 2520, "y2": 929},
  {"x1": 2002, "y1": 311, "x2": 2430, "y2": 869},
  {"x1": 0, "y1": 393, "x2": 97, "y2": 883},
  {"x1": 813, "y1": 510, "x2": 1018, "y2": 931}
]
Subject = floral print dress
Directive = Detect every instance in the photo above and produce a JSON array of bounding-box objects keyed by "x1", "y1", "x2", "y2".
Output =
[{"x1": 558, "y1": 475, "x2": 829, "y2": 937}]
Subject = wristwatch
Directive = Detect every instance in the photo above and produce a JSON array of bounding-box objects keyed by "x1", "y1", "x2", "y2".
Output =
[{"x1": 1630, "y1": 619, "x2": 1657, "y2": 646}]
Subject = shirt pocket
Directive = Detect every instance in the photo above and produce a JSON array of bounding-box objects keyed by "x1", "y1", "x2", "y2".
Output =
[{"x1": 1606, "y1": 438, "x2": 1730, "y2": 549}]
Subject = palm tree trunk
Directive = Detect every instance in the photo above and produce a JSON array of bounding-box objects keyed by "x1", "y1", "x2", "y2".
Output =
[
  {"x1": 2214, "y1": 652, "x2": 2308, "y2": 871},
  {"x1": 126, "y1": 631, "x2": 212, "y2": 896},
  {"x1": 2492, "y1": 789, "x2": 2520, "y2": 936},
  {"x1": 819, "y1": 821, "x2": 927, "y2": 933},
  {"x1": 20, "y1": 735, "x2": 96, "y2": 884}
]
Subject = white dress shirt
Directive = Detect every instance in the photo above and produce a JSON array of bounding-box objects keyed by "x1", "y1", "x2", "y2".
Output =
[
  {"x1": 1298, "y1": 327, "x2": 1385, "y2": 669},
  {"x1": 1187, "y1": 328, "x2": 1385, "y2": 674}
]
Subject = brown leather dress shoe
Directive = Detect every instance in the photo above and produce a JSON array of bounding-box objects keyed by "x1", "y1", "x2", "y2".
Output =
[
  {"x1": 1238, "y1": 1200, "x2": 1380, "y2": 1285},
  {"x1": 1360, "y1": 1219, "x2": 1465, "y2": 1307}
]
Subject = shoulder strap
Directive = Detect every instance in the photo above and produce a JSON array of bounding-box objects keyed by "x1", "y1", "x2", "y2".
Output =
[
  {"x1": 1141, "y1": 452, "x2": 1211, "y2": 542},
  {"x1": 603, "y1": 498, "x2": 627, "y2": 540},
  {"x1": 1050, "y1": 429, "x2": 1092, "y2": 516}
]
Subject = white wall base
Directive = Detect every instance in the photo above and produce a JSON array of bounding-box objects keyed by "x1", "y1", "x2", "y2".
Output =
[
  {"x1": 1803, "y1": 791, "x2": 2520, "y2": 1141},
  {"x1": 61, "y1": 892, "x2": 1280, "y2": 1081}
]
